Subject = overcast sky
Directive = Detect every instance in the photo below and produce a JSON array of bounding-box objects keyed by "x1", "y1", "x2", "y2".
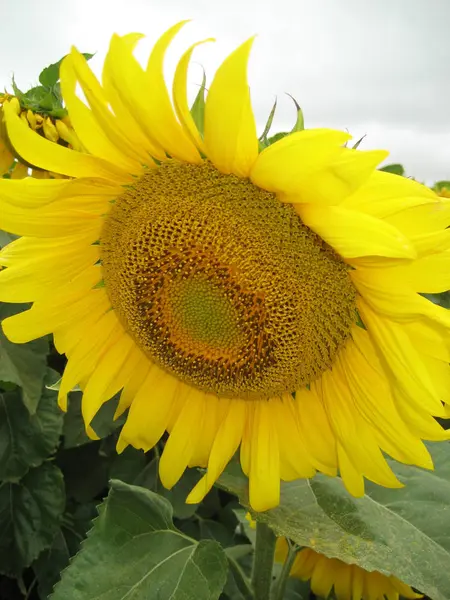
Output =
[{"x1": 1, "y1": 0, "x2": 449, "y2": 184}]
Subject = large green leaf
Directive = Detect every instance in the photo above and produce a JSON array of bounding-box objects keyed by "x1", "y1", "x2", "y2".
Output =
[
  {"x1": 133, "y1": 457, "x2": 202, "y2": 519},
  {"x1": 219, "y1": 443, "x2": 450, "y2": 600},
  {"x1": 0, "y1": 303, "x2": 49, "y2": 413},
  {"x1": 52, "y1": 480, "x2": 228, "y2": 600},
  {"x1": 0, "y1": 462, "x2": 65, "y2": 576},
  {"x1": 0, "y1": 369, "x2": 63, "y2": 480},
  {"x1": 33, "y1": 502, "x2": 97, "y2": 599}
]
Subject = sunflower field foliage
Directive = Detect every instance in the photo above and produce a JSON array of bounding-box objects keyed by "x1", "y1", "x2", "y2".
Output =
[{"x1": 1, "y1": 25, "x2": 450, "y2": 600}]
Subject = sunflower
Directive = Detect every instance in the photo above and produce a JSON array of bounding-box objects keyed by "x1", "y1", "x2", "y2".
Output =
[
  {"x1": 1, "y1": 21, "x2": 450, "y2": 513},
  {"x1": 275, "y1": 540, "x2": 422, "y2": 600}
]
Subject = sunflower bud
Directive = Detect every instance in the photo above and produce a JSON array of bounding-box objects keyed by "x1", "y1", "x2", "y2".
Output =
[
  {"x1": 43, "y1": 117, "x2": 59, "y2": 143},
  {"x1": 26, "y1": 109, "x2": 37, "y2": 130},
  {"x1": 55, "y1": 119, "x2": 82, "y2": 151}
]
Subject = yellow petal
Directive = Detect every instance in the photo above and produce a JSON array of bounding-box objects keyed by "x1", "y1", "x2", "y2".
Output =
[
  {"x1": 57, "y1": 310, "x2": 123, "y2": 404},
  {"x1": 310, "y1": 554, "x2": 335, "y2": 599},
  {"x1": 188, "y1": 394, "x2": 222, "y2": 468},
  {"x1": 275, "y1": 395, "x2": 316, "y2": 480},
  {"x1": 159, "y1": 386, "x2": 205, "y2": 489},
  {"x1": 0, "y1": 237, "x2": 100, "y2": 302},
  {"x1": 186, "y1": 399, "x2": 246, "y2": 504},
  {"x1": 60, "y1": 55, "x2": 143, "y2": 173},
  {"x1": 295, "y1": 387, "x2": 338, "y2": 475},
  {"x1": 0, "y1": 200, "x2": 105, "y2": 238},
  {"x1": 250, "y1": 129, "x2": 350, "y2": 197},
  {"x1": 120, "y1": 365, "x2": 178, "y2": 451},
  {"x1": 68, "y1": 47, "x2": 151, "y2": 166},
  {"x1": 53, "y1": 289, "x2": 111, "y2": 356},
  {"x1": 339, "y1": 335, "x2": 432, "y2": 468},
  {"x1": 402, "y1": 319, "x2": 450, "y2": 362},
  {"x1": 285, "y1": 149, "x2": 387, "y2": 206},
  {"x1": 385, "y1": 250, "x2": 450, "y2": 293},
  {"x1": 296, "y1": 203, "x2": 416, "y2": 259},
  {"x1": 81, "y1": 332, "x2": 135, "y2": 426},
  {"x1": 342, "y1": 169, "x2": 436, "y2": 217},
  {"x1": 386, "y1": 198, "x2": 450, "y2": 237},
  {"x1": 248, "y1": 400, "x2": 280, "y2": 511},
  {"x1": 357, "y1": 298, "x2": 446, "y2": 416},
  {"x1": 173, "y1": 39, "x2": 214, "y2": 154},
  {"x1": 1, "y1": 266, "x2": 102, "y2": 342},
  {"x1": 102, "y1": 33, "x2": 162, "y2": 160},
  {"x1": 204, "y1": 37, "x2": 258, "y2": 177},
  {"x1": 351, "y1": 268, "x2": 450, "y2": 330},
  {"x1": 337, "y1": 443, "x2": 365, "y2": 497},
  {"x1": 319, "y1": 367, "x2": 403, "y2": 491},
  {"x1": 114, "y1": 353, "x2": 153, "y2": 419},
  {"x1": 3, "y1": 101, "x2": 131, "y2": 182},
  {"x1": 0, "y1": 176, "x2": 118, "y2": 209}
]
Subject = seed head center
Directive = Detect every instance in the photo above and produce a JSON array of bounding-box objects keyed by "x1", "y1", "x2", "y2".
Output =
[{"x1": 101, "y1": 161, "x2": 357, "y2": 399}]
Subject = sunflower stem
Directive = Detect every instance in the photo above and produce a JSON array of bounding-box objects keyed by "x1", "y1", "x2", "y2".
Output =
[
  {"x1": 251, "y1": 521, "x2": 277, "y2": 600},
  {"x1": 272, "y1": 539, "x2": 298, "y2": 600}
]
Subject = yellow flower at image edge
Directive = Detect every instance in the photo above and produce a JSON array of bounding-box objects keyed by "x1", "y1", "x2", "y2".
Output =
[
  {"x1": 275, "y1": 539, "x2": 422, "y2": 600},
  {"x1": 1, "y1": 21, "x2": 450, "y2": 512}
]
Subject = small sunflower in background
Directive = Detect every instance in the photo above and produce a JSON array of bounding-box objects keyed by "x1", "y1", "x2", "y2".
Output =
[
  {"x1": 275, "y1": 539, "x2": 422, "y2": 600},
  {"x1": 1, "y1": 21, "x2": 450, "y2": 513},
  {"x1": 433, "y1": 181, "x2": 450, "y2": 198}
]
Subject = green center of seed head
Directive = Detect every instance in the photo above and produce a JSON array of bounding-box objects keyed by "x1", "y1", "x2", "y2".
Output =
[{"x1": 172, "y1": 277, "x2": 241, "y2": 348}]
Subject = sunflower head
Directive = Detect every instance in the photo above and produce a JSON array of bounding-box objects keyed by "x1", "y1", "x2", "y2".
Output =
[
  {"x1": 275, "y1": 539, "x2": 422, "y2": 600},
  {"x1": 1, "y1": 21, "x2": 450, "y2": 513}
]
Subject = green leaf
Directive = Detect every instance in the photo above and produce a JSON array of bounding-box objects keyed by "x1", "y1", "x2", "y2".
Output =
[
  {"x1": 62, "y1": 391, "x2": 125, "y2": 448},
  {"x1": 286, "y1": 94, "x2": 304, "y2": 133},
  {"x1": 266, "y1": 131, "x2": 289, "y2": 146},
  {"x1": 52, "y1": 480, "x2": 228, "y2": 600},
  {"x1": 219, "y1": 442, "x2": 450, "y2": 600},
  {"x1": 351, "y1": 134, "x2": 366, "y2": 149},
  {"x1": 379, "y1": 163, "x2": 405, "y2": 176},
  {"x1": 0, "y1": 230, "x2": 18, "y2": 248},
  {"x1": 259, "y1": 98, "x2": 277, "y2": 148},
  {"x1": 0, "y1": 462, "x2": 65, "y2": 576},
  {"x1": 0, "y1": 302, "x2": 49, "y2": 413},
  {"x1": 134, "y1": 457, "x2": 202, "y2": 519},
  {"x1": 109, "y1": 446, "x2": 147, "y2": 484},
  {"x1": 190, "y1": 69, "x2": 206, "y2": 138},
  {"x1": 0, "y1": 369, "x2": 63, "y2": 480},
  {"x1": 39, "y1": 53, "x2": 94, "y2": 88},
  {"x1": 423, "y1": 292, "x2": 450, "y2": 309},
  {"x1": 260, "y1": 95, "x2": 304, "y2": 150},
  {"x1": 56, "y1": 441, "x2": 110, "y2": 503},
  {"x1": 33, "y1": 503, "x2": 97, "y2": 599}
]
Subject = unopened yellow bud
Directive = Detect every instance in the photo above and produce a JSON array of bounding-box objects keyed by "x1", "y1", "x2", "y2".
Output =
[
  {"x1": 61, "y1": 115, "x2": 72, "y2": 128},
  {"x1": 43, "y1": 117, "x2": 59, "y2": 143},
  {"x1": 26, "y1": 109, "x2": 37, "y2": 130},
  {"x1": 55, "y1": 119, "x2": 83, "y2": 151},
  {"x1": 35, "y1": 114, "x2": 44, "y2": 128}
]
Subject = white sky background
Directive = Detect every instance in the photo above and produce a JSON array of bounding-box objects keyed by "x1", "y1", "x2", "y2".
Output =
[{"x1": 1, "y1": 0, "x2": 449, "y2": 184}]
